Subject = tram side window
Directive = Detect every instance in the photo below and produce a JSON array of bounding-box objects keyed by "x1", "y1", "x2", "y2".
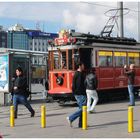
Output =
[
  {"x1": 114, "y1": 52, "x2": 126, "y2": 67},
  {"x1": 98, "y1": 51, "x2": 113, "y2": 67},
  {"x1": 128, "y1": 52, "x2": 139, "y2": 66}
]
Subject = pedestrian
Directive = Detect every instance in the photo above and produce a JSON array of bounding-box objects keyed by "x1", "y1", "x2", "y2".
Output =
[
  {"x1": 124, "y1": 64, "x2": 135, "y2": 106},
  {"x1": 12, "y1": 67, "x2": 35, "y2": 118},
  {"x1": 85, "y1": 68, "x2": 98, "y2": 113},
  {"x1": 66, "y1": 62, "x2": 87, "y2": 128}
]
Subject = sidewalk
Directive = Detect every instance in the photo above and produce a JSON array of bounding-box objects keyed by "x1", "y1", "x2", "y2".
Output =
[{"x1": 0, "y1": 99, "x2": 140, "y2": 138}]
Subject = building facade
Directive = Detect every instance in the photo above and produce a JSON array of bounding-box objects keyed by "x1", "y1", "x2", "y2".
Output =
[
  {"x1": 27, "y1": 30, "x2": 58, "y2": 65},
  {"x1": 7, "y1": 31, "x2": 28, "y2": 50},
  {"x1": 0, "y1": 26, "x2": 7, "y2": 48},
  {"x1": 0, "y1": 31, "x2": 7, "y2": 48}
]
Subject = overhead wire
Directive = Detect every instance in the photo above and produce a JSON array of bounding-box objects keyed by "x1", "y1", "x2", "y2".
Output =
[{"x1": 81, "y1": 2, "x2": 140, "y2": 13}]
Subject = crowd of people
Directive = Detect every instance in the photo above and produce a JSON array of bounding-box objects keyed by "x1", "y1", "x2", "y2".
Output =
[
  {"x1": 66, "y1": 62, "x2": 136, "y2": 128},
  {"x1": 10, "y1": 62, "x2": 136, "y2": 128}
]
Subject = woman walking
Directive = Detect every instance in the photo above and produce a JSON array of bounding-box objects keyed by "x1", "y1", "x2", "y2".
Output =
[{"x1": 85, "y1": 68, "x2": 98, "y2": 113}]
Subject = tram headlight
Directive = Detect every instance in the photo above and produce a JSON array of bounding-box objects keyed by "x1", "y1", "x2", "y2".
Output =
[{"x1": 56, "y1": 76, "x2": 64, "y2": 86}]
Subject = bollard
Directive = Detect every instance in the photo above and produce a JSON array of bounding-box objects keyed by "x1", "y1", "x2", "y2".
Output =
[
  {"x1": 41, "y1": 105, "x2": 46, "y2": 128},
  {"x1": 82, "y1": 106, "x2": 87, "y2": 130},
  {"x1": 10, "y1": 106, "x2": 15, "y2": 127},
  {"x1": 128, "y1": 106, "x2": 133, "y2": 133}
]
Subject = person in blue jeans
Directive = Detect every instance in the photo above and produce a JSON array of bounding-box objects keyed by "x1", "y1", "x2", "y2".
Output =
[
  {"x1": 12, "y1": 67, "x2": 35, "y2": 119},
  {"x1": 66, "y1": 62, "x2": 87, "y2": 128},
  {"x1": 124, "y1": 64, "x2": 135, "y2": 106}
]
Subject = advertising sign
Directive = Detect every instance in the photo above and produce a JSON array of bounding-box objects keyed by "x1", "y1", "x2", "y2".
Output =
[{"x1": 0, "y1": 55, "x2": 9, "y2": 92}]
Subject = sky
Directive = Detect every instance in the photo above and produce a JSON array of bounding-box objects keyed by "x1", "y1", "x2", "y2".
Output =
[{"x1": 0, "y1": 2, "x2": 139, "y2": 40}]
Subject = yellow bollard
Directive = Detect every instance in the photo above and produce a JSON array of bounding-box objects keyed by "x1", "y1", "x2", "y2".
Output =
[
  {"x1": 82, "y1": 106, "x2": 87, "y2": 130},
  {"x1": 10, "y1": 106, "x2": 15, "y2": 127},
  {"x1": 128, "y1": 106, "x2": 133, "y2": 133},
  {"x1": 41, "y1": 105, "x2": 46, "y2": 128}
]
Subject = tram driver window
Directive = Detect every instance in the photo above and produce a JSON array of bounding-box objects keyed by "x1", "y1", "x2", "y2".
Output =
[{"x1": 98, "y1": 51, "x2": 113, "y2": 67}]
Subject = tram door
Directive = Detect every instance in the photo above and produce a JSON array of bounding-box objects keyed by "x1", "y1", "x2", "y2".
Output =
[{"x1": 79, "y1": 48, "x2": 91, "y2": 69}]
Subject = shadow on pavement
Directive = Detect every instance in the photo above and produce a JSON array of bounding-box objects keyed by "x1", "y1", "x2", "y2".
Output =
[
  {"x1": 6, "y1": 123, "x2": 35, "y2": 127},
  {"x1": 89, "y1": 120, "x2": 138, "y2": 129},
  {"x1": 47, "y1": 112, "x2": 66, "y2": 117},
  {"x1": 97, "y1": 109, "x2": 127, "y2": 114},
  {"x1": 17, "y1": 112, "x2": 67, "y2": 119},
  {"x1": 59, "y1": 103, "x2": 77, "y2": 107},
  {"x1": 29, "y1": 99, "x2": 47, "y2": 104},
  {"x1": 13, "y1": 123, "x2": 35, "y2": 127},
  {"x1": 47, "y1": 124, "x2": 65, "y2": 128}
]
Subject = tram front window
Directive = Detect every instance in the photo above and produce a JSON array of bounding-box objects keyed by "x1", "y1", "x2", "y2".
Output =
[
  {"x1": 53, "y1": 52, "x2": 60, "y2": 69},
  {"x1": 52, "y1": 50, "x2": 67, "y2": 70},
  {"x1": 61, "y1": 51, "x2": 67, "y2": 69}
]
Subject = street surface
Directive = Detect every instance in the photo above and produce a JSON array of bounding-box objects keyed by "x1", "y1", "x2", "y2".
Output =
[{"x1": 0, "y1": 95, "x2": 140, "y2": 138}]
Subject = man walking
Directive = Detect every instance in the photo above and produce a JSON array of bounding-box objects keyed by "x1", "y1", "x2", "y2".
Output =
[
  {"x1": 124, "y1": 64, "x2": 135, "y2": 106},
  {"x1": 12, "y1": 67, "x2": 35, "y2": 118},
  {"x1": 66, "y1": 62, "x2": 87, "y2": 128}
]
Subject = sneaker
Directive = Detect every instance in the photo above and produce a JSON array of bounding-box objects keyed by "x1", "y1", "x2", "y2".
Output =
[
  {"x1": 89, "y1": 110, "x2": 96, "y2": 114},
  {"x1": 66, "y1": 117, "x2": 72, "y2": 127},
  {"x1": 31, "y1": 110, "x2": 35, "y2": 117}
]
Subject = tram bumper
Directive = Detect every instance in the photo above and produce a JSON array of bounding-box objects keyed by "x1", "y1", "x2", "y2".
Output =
[{"x1": 48, "y1": 88, "x2": 74, "y2": 101}]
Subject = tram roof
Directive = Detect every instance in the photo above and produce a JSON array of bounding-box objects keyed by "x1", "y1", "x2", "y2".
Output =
[
  {"x1": 0, "y1": 48, "x2": 48, "y2": 56},
  {"x1": 48, "y1": 42, "x2": 140, "y2": 51},
  {"x1": 48, "y1": 31, "x2": 139, "y2": 51}
]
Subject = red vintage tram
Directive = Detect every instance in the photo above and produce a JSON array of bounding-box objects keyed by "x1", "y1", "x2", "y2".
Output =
[{"x1": 48, "y1": 29, "x2": 140, "y2": 103}]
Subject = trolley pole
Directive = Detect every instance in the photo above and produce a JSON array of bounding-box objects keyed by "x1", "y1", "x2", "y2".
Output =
[
  {"x1": 41, "y1": 105, "x2": 46, "y2": 128},
  {"x1": 117, "y1": 2, "x2": 124, "y2": 38},
  {"x1": 82, "y1": 106, "x2": 87, "y2": 130},
  {"x1": 10, "y1": 106, "x2": 15, "y2": 127},
  {"x1": 128, "y1": 106, "x2": 133, "y2": 133}
]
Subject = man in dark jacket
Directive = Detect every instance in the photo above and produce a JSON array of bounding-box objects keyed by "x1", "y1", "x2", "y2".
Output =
[
  {"x1": 85, "y1": 68, "x2": 98, "y2": 113},
  {"x1": 124, "y1": 64, "x2": 135, "y2": 106},
  {"x1": 12, "y1": 67, "x2": 35, "y2": 118},
  {"x1": 66, "y1": 62, "x2": 87, "y2": 128}
]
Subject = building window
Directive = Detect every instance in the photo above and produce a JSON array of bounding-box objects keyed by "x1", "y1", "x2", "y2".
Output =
[
  {"x1": 2, "y1": 42, "x2": 5, "y2": 47},
  {"x1": 35, "y1": 47, "x2": 37, "y2": 51},
  {"x1": 2, "y1": 36, "x2": 6, "y2": 40},
  {"x1": 34, "y1": 60, "x2": 37, "y2": 64},
  {"x1": 30, "y1": 42, "x2": 32, "y2": 46}
]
